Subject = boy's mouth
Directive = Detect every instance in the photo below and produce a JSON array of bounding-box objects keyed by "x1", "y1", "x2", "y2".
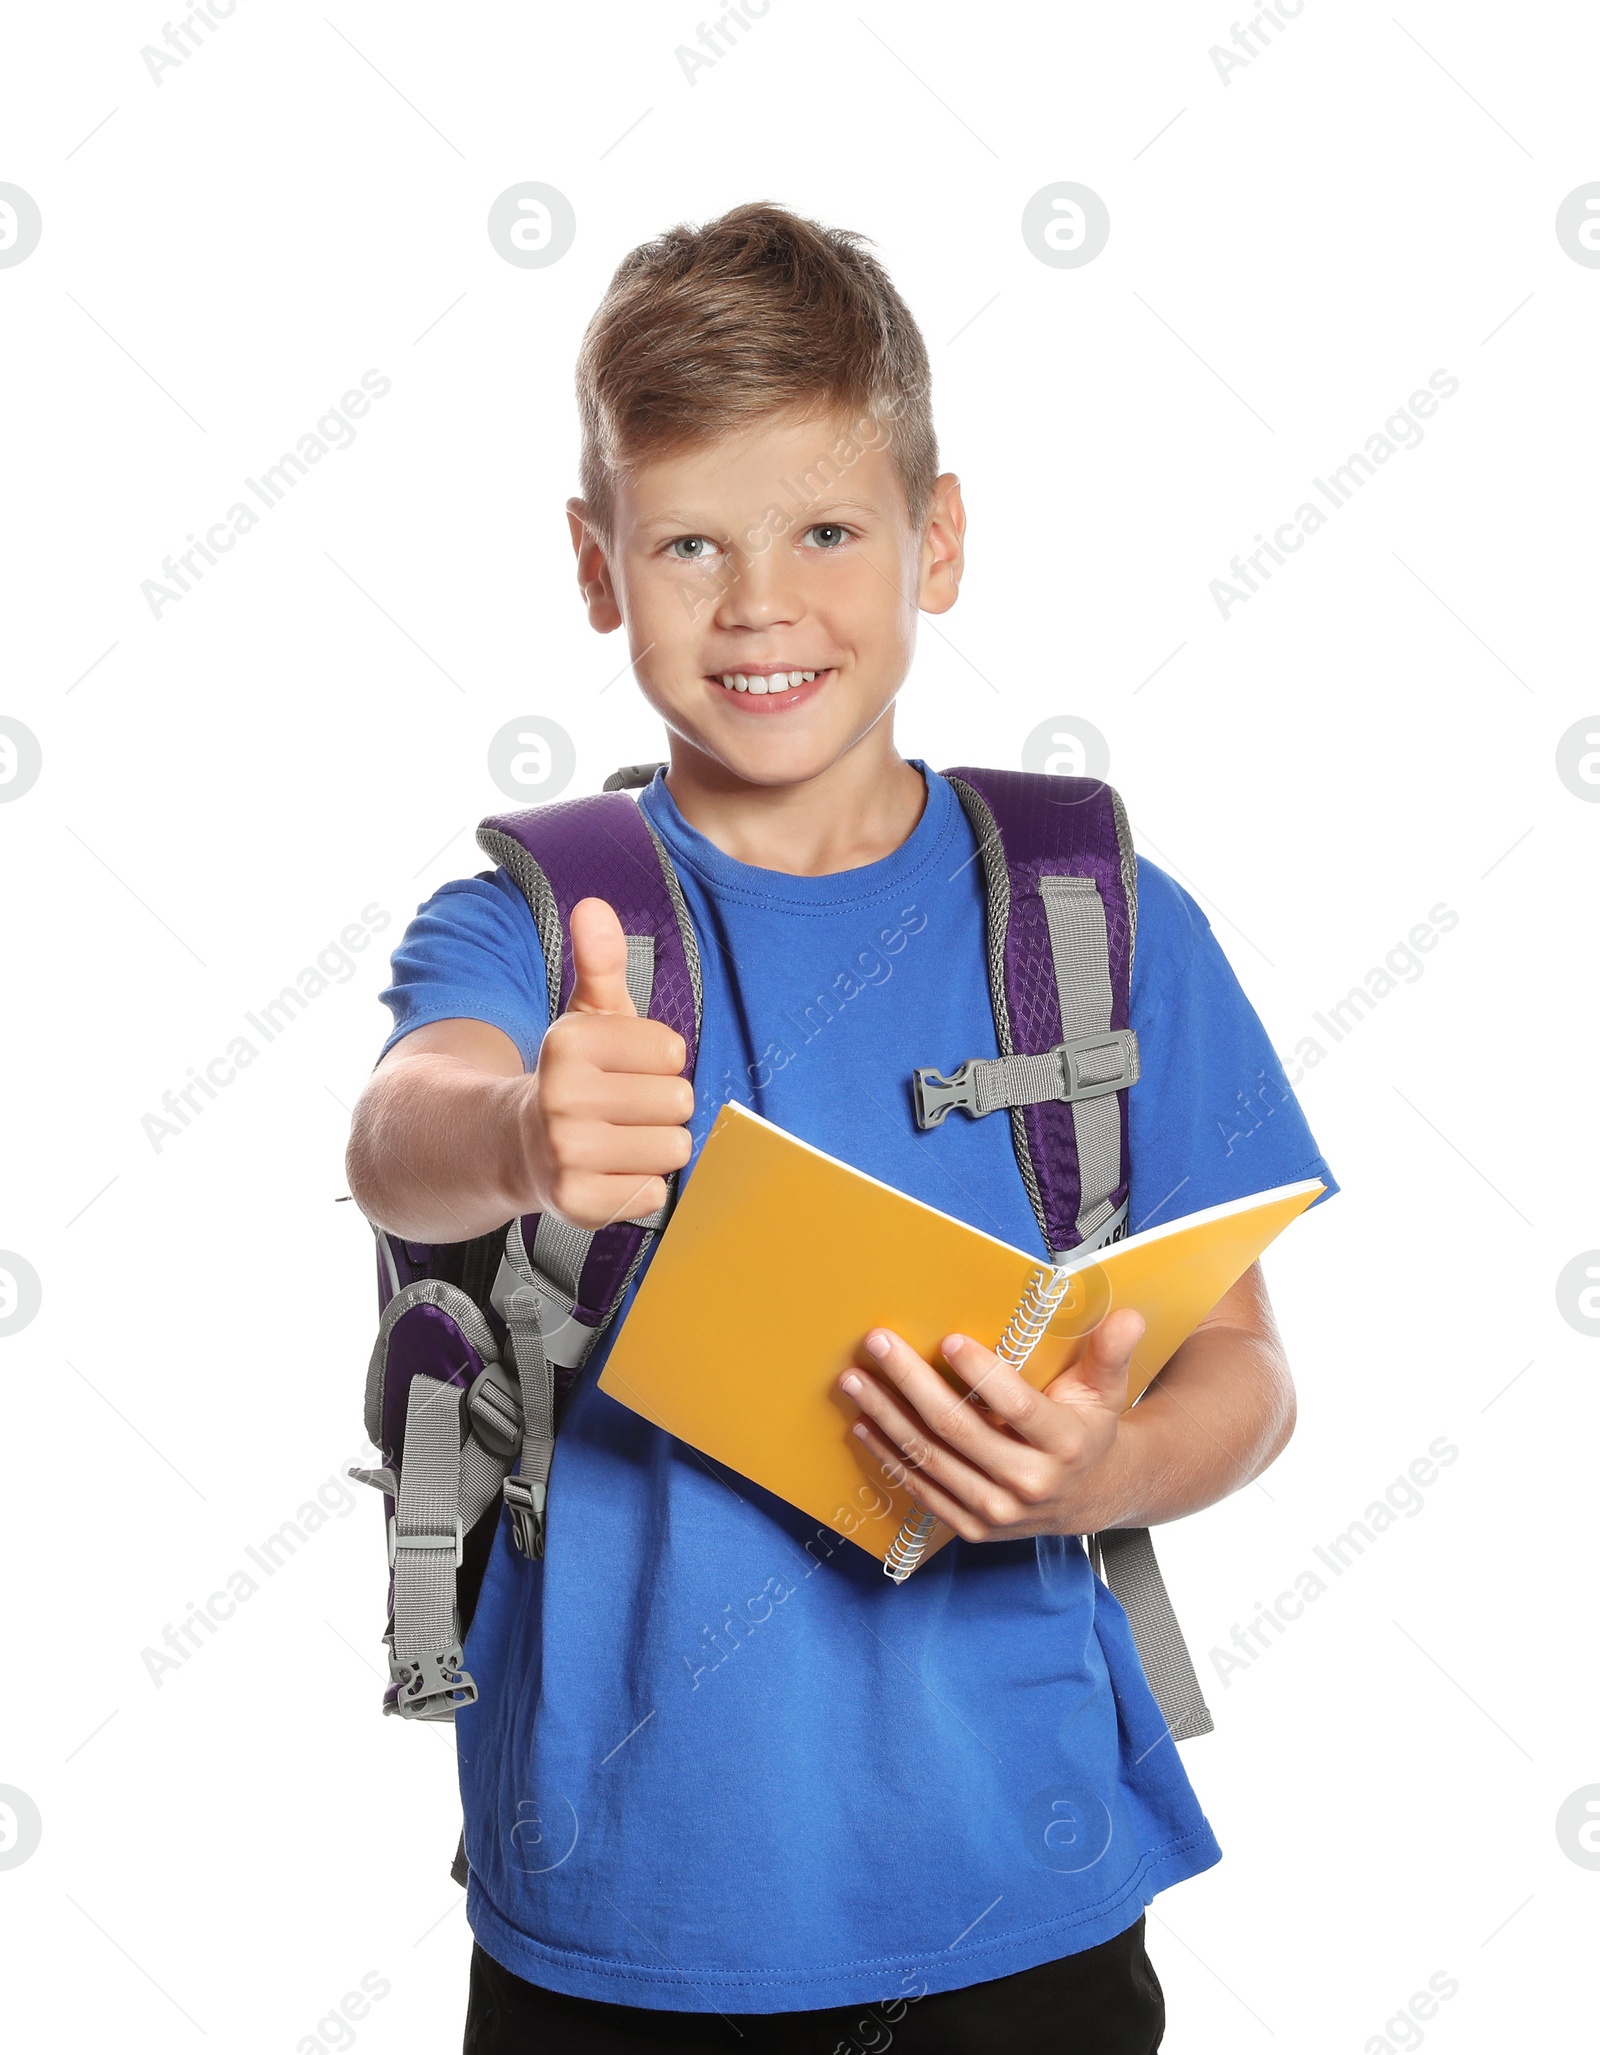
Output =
[{"x1": 705, "y1": 664, "x2": 831, "y2": 712}]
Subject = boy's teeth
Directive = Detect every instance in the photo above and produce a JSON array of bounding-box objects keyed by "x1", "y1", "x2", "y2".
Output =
[{"x1": 717, "y1": 669, "x2": 820, "y2": 692}]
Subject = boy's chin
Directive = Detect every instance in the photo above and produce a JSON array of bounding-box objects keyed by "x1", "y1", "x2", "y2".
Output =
[
  {"x1": 702, "y1": 734, "x2": 842, "y2": 789},
  {"x1": 678, "y1": 713, "x2": 885, "y2": 791}
]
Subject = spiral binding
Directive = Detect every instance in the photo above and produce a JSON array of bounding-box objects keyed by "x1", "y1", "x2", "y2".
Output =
[
  {"x1": 882, "y1": 1263, "x2": 1075, "y2": 1582},
  {"x1": 996, "y1": 1264, "x2": 1075, "y2": 1368},
  {"x1": 883, "y1": 1506, "x2": 938, "y2": 1583}
]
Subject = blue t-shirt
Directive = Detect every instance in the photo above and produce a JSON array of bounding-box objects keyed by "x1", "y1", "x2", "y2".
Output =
[{"x1": 378, "y1": 763, "x2": 1338, "y2": 2014}]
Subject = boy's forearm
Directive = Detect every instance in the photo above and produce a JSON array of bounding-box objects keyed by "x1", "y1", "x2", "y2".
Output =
[
  {"x1": 1078, "y1": 1324, "x2": 1296, "y2": 1534},
  {"x1": 345, "y1": 1055, "x2": 528, "y2": 1244}
]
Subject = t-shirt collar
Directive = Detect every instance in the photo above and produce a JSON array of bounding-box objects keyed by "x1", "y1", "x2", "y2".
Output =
[{"x1": 636, "y1": 759, "x2": 954, "y2": 908}]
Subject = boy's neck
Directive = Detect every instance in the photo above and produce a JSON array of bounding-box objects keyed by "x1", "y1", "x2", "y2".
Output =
[{"x1": 662, "y1": 726, "x2": 927, "y2": 877}]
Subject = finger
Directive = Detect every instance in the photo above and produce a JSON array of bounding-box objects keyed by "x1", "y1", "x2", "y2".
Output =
[
  {"x1": 552, "y1": 1012, "x2": 689, "y2": 1077},
  {"x1": 596, "y1": 1073, "x2": 695, "y2": 1124},
  {"x1": 849, "y1": 1393, "x2": 1002, "y2": 1508},
  {"x1": 549, "y1": 1171, "x2": 671, "y2": 1231},
  {"x1": 936, "y1": 1331, "x2": 1077, "y2": 1448},
  {"x1": 568, "y1": 897, "x2": 637, "y2": 1017},
  {"x1": 544, "y1": 1066, "x2": 694, "y2": 1125},
  {"x1": 551, "y1": 1123, "x2": 695, "y2": 1176},
  {"x1": 1040, "y1": 1308, "x2": 1145, "y2": 1412},
  {"x1": 846, "y1": 1331, "x2": 1053, "y2": 1496},
  {"x1": 856, "y1": 1329, "x2": 1000, "y2": 1452},
  {"x1": 849, "y1": 1415, "x2": 1014, "y2": 1543}
]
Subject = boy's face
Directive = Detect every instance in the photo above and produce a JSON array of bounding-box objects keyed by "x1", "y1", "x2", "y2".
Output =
[{"x1": 568, "y1": 407, "x2": 964, "y2": 789}]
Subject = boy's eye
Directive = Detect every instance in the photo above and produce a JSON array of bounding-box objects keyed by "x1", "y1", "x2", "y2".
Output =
[
  {"x1": 802, "y1": 523, "x2": 851, "y2": 550},
  {"x1": 667, "y1": 535, "x2": 720, "y2": 561}
]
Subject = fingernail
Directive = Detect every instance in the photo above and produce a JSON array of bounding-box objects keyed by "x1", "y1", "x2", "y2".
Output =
[
  {"x1": 840, "y1": 1373, "x2": 862, "y2": 1395},
  {"x1": 851, "y1": 1422, "x2": 869, "y2": 1441},
  {"x1": 864, "y1": 1332, "x2": 890, "y2": 1359}
]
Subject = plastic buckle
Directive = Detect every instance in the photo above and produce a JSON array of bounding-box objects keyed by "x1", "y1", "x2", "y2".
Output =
[
  {"x1": 1057, "y1": 1029, "x2": 1138, "y2": 1102},
  {"x1": 502, "y1": 1475, "x2": 547, "y2": 1560},
  {"x1": 912, "y1": 1059, "x2": 983, "y2": 1130},
  {"x1": 387, "y1": 1517, "x2": 464, "y2": 1568},
  {"x1": 914, "y1": 1029, "x2": 1139, "y2": 1130},
  {"x1": 465, "y1": 1361, "x2": 521, "y2": 1461},
  {"x1": 386, "y1": 1646, "x2": 478, "y2": 1721}
]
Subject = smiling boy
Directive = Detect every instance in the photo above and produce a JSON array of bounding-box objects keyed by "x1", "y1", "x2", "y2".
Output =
[{"x1": 346, "y1": 202, "x2": 1337, "y2": 2053}]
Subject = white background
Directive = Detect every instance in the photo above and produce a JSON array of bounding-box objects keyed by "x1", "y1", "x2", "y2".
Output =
[{"x1": 3, "y1": 1, "x2": 1597, "y2": 2048}]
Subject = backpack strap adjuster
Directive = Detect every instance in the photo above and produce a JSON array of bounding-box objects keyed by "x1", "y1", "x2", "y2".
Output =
[
  {"x1": 913, "y1": 1028, "x2": 1140, "y2": 1130},
  {"x1": 465, "y1": 1361, "x2": 522, "y2": 1461},
  {"x1": 501, "y1": 1475, "x2": 547, "y2": 1560},
  {"x1": 1056, "y1": 1027, "x2": 1140, "y2": 1099},
  {"x1": 388, "y1": 1515, "x2": 464, "y2": 1569}
]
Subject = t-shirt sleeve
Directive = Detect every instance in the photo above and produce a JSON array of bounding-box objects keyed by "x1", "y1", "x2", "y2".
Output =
[
  {"x1": 377, "y1": 870, "x2": 551, "y2": 1068},
  {"x1": 1127, "y1": 855, "x2": 1339, "y2": 1232}
]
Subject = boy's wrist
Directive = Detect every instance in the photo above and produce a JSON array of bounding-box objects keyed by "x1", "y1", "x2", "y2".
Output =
[
  {"x1": 1057, "y1": 1412, "x2": 1149, "y2": 1538},
  {"x1": 1058, "y1": 1381, "x2": 1196, "y2": 1537},
  {"x1": 490, "y1": 1070, "x2": 546, "y2": 1222},
  {"x1": 1059, "y1": 1320, "x2": 1294, "y2": 1540}
]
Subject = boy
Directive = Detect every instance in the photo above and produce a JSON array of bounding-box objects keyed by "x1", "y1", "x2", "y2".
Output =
[{"x1": 345, "y1": 203, "x2": 1337, "y2": 2053}]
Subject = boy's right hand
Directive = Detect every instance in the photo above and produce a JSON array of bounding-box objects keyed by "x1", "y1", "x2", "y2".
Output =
[{"x1": 519, "y1": 896, "x2": 695, "y2": 1229}]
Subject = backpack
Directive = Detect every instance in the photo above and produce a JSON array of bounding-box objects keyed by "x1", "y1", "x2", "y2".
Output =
[{"x1": 351, "y1": 765, "x2": 1213, "y2": 1753}]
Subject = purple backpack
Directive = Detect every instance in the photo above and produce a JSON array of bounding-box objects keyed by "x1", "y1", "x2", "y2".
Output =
[{"x1": 352, "y1": 765, "x2": 1212, "y2": 1748}]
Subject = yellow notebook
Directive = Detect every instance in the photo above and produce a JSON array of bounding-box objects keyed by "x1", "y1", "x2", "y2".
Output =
[{"x1": 598, "y1": 1103, "x2": 1324, "y2": 1578}]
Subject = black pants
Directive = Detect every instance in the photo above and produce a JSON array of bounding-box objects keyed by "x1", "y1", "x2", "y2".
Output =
[{"x1": 464, "y1": 1918, "x2": 1163, "y2": 2054}]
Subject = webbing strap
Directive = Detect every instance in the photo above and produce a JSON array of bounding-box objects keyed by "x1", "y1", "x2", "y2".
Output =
[
  {"x1": 530, "y1": 1212, "x2": 589, "y2": 1306},
  {"x1": 388, "y1": 1376, "x2": 477, "y2": 1720},
  {"x1": 1089, "y1": 1527, "x2": 1214, "y2": 1742},
  {"x1": 502, "y1": 1286, "x2": 554, "y2": 1559},
  {"x1": 1038, "y1": 875, "x2": 1122, "y2": 1247},
  {"x1": 622, "y1": 934, "x2": 670, "y2": 1229},
  {"x1": 624, "y1": 933, "x2": 655, "y2": 1014},
  {"x1": 1033, "y1": 885, "x2": 1212, "y2": 1738},
  {"x1": 492, "y1": 1220, "x2": 590, "y2": 1372},
  {"x1": 391, "y1": 1378, "x2": 463, "y2": 1661},
  {"x1": 459, "y1": 1426, "x2": 510, "y2": 1535},
  {"x1": 966, "y1": 1034, "x2": 1136, "y2": 1117},
  {"x1": 912, "y1": 1030, "x2": 1138, "y2": 1132}
]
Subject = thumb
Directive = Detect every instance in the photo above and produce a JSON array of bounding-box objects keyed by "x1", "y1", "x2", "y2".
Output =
[
  {"x1": 1047, "y1": 1308, "x2": 1144, "y2": 1411},
  {"x1": 568, "y1": 897, "x2": 637, "y2": 1016}
]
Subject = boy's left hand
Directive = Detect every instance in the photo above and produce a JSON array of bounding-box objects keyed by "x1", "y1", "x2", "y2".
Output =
[{"x1": 839, "y1": 1310, "x2": 1147, "y2": 1543}]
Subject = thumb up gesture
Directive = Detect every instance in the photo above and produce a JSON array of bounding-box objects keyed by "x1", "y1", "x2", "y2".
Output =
[{"x1": 519, "y1": 898, "x2": 695, "y2": 1229}]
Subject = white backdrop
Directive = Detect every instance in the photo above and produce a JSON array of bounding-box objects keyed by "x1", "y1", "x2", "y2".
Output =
[{"x1": 3, "y1": 2, "x2": 1598, "y2": 2048}]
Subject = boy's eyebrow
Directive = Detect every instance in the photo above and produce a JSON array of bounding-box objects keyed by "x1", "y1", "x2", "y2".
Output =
[
  {"x1": 789, "y1": 498, "x2": 882, "y2": 520},
  {"x1": 634, "y1": 498, "x2": 884, "y2": 531},
  {"x1": 633, "y1": 509, "x2": 721, "y2": 530}
]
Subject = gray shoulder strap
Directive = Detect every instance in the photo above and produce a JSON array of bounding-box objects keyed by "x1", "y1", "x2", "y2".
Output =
[
  {"x1": 911, "y1": 876, "x2": 1139, "y2": 1253},
  {"x1": 387, "y1": 1376, "x2": 478, "y2": 1720},
  {"x1": 1037, "y1": 875, "x2": 1126, "y2": 1252},
  {"x1": 1087, "y1": 1528, "x2": 1213, "y2": 1741},
  {"x1": 1022, "y1": 830, "x2": 1214, "y2": 1739},
  {"x1": 500, "y1": 1279, "x2": 554, "y2": 1559},
  {"x1": 1009, "y1": 831, "x2": 1212, "y2": 1739}
]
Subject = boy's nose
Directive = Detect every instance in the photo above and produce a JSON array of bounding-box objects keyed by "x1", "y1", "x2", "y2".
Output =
[{"x1": 711, "y1": 547, "x2": 804, "y2": 631}]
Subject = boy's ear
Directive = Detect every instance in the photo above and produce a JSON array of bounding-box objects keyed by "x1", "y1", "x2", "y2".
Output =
[
  {"x1": 916, "y1": 472, "x2": 966, "y2": 617},
  {"x1": 567, "y1": 497, "x2": 624, "y2": 633}
]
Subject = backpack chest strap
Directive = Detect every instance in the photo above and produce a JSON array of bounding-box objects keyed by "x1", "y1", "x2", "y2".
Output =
[
  {"x1": 914, "y1": 1028, "x2": 1139, "y2": 1127},
  {"x1": 911, "y1": 797, "x2": 1141, "y2": 1249}
]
